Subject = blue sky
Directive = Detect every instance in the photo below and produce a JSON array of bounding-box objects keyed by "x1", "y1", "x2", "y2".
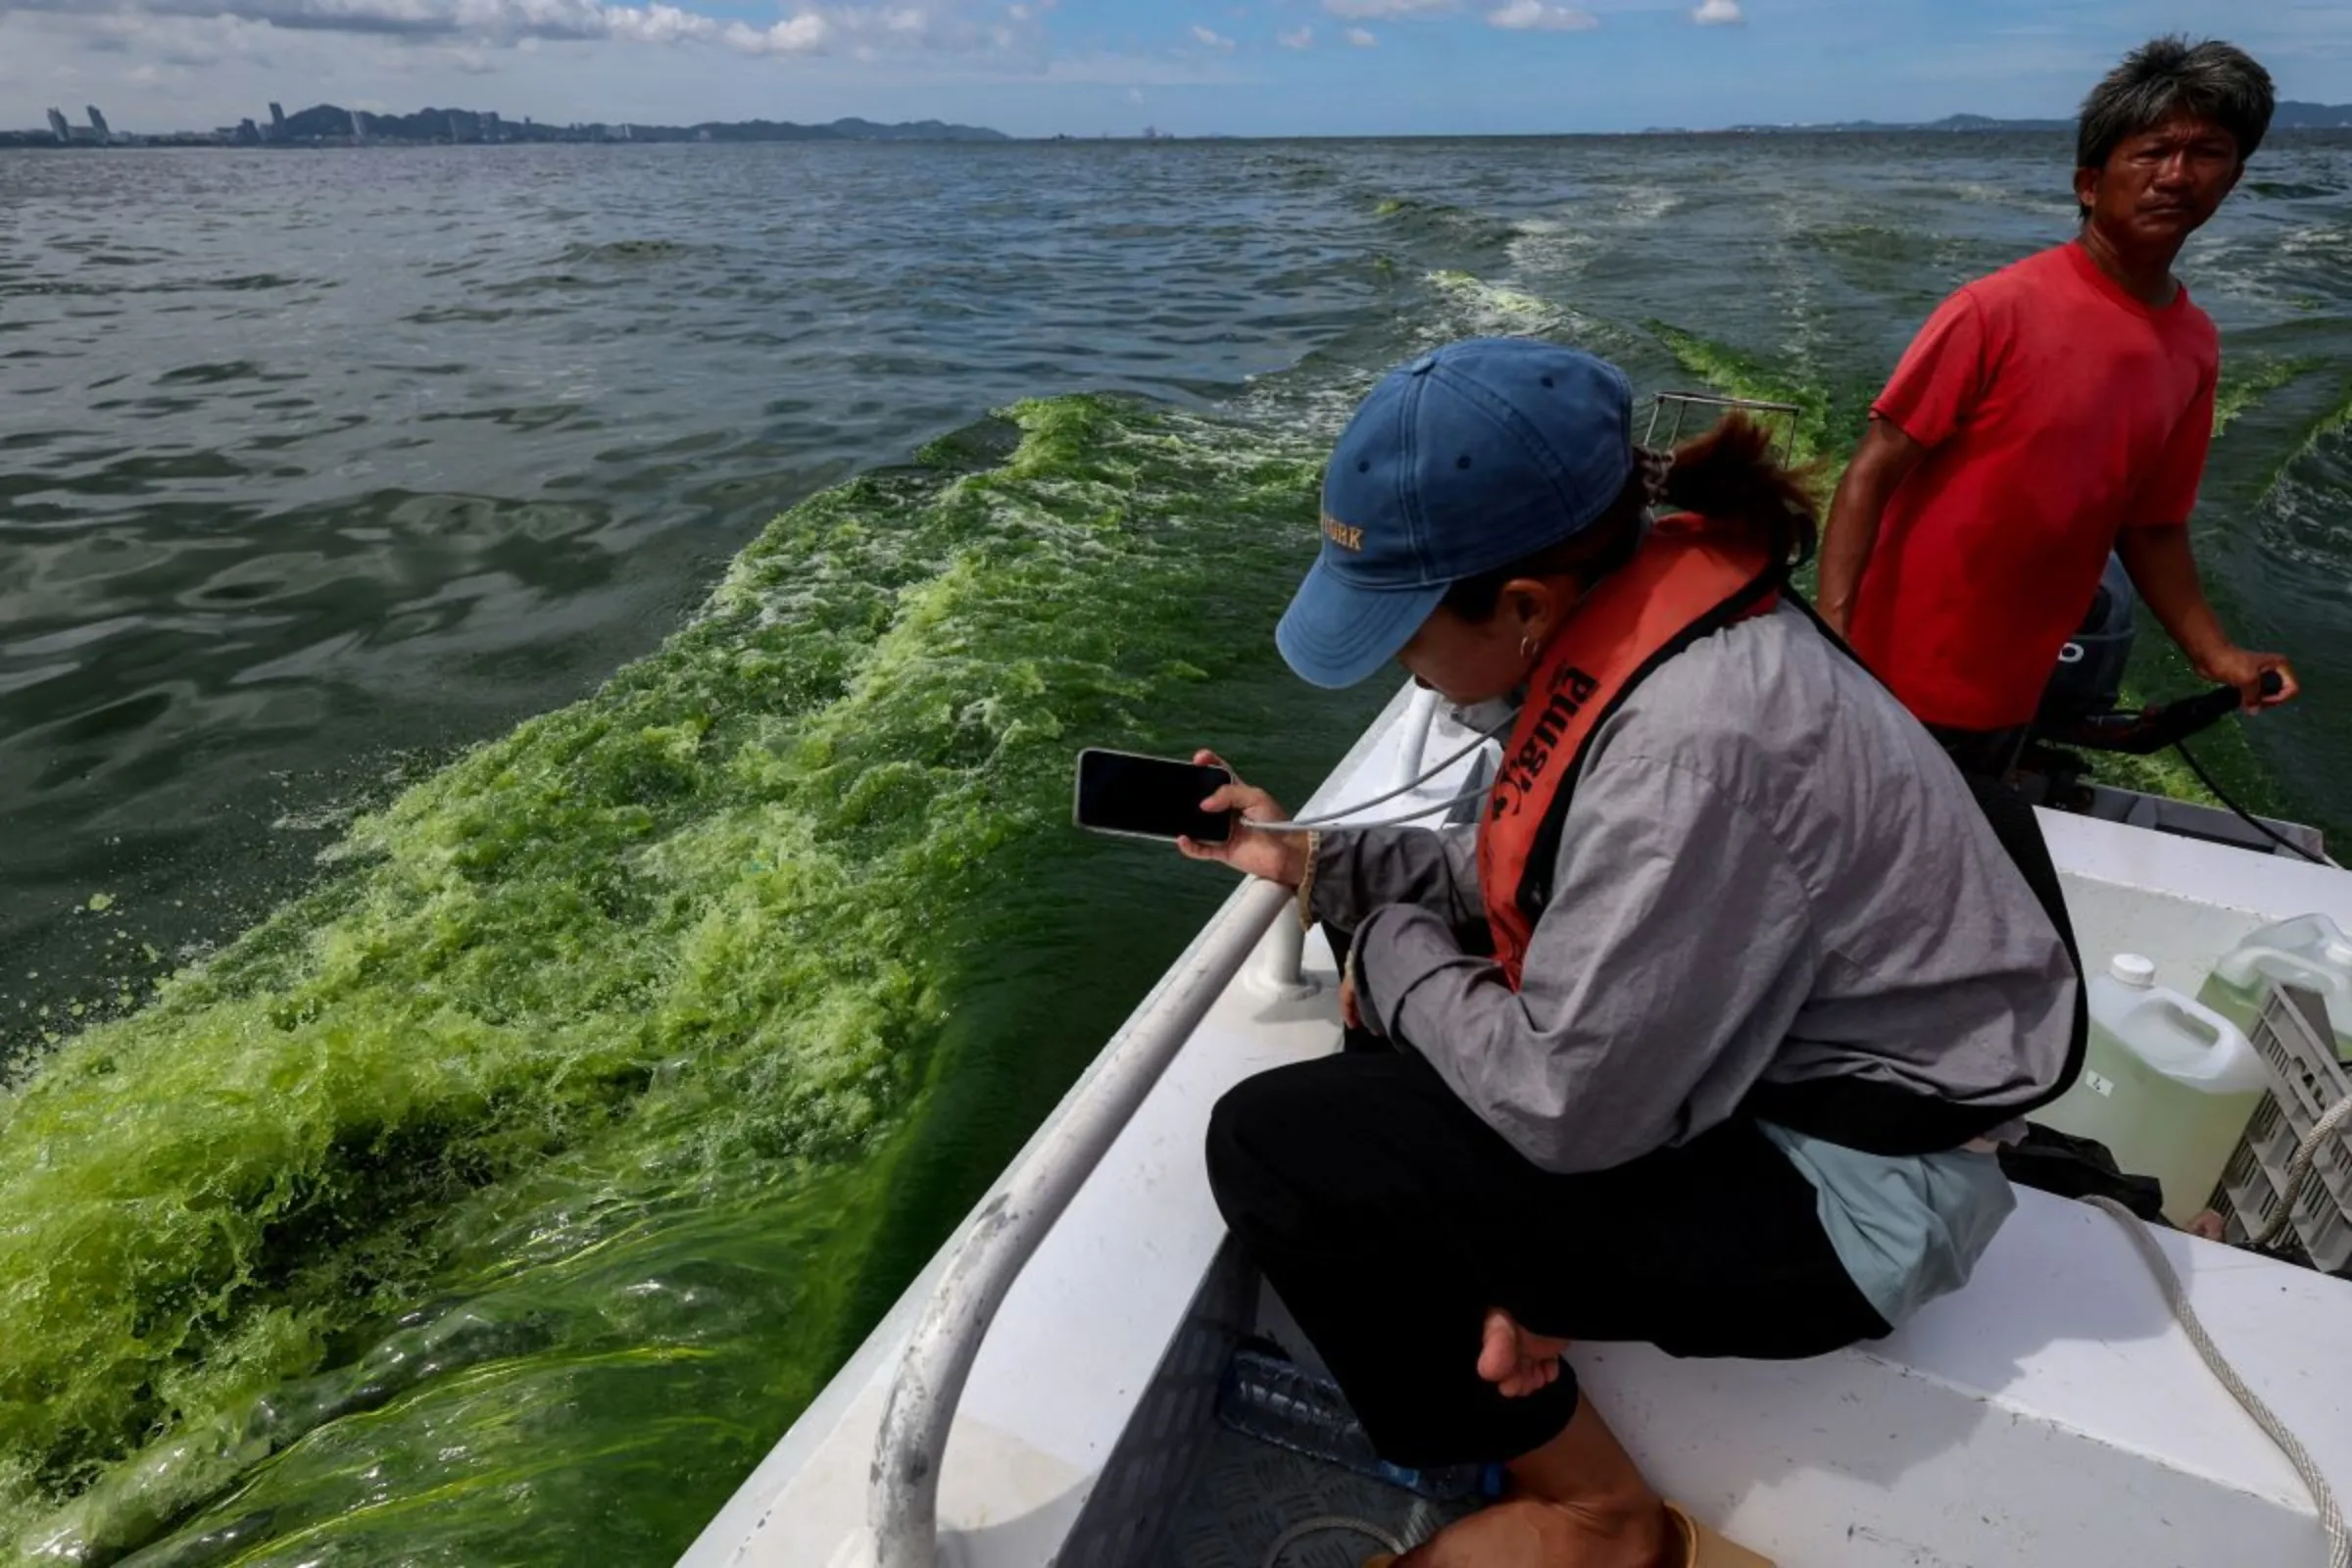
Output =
[{"x1": 4, "y1": 1, "x2": 2349, "y2": 138}]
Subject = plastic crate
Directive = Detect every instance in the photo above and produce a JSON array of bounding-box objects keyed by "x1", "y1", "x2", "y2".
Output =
[{"x1": 2208, "y1": 981, "x2": 2352, "y2": 1273}]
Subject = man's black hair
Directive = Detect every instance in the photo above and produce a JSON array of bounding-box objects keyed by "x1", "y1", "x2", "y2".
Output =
[{"x1": 2078, "y1": 35, "x2": 2275, "y2": 174}]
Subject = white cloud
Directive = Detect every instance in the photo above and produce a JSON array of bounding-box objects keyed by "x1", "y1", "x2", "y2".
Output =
[
  {"x1": 1276, "y1": 24, "x2": 1312, "y2": 48},
  {"x1": 1345, "y1": 24, "x2": 1377, "y2": 46},
  {"x1": 5, "y1": 0, "x2": 1004, "y2": 58},
  {"x1": 1190, "y1": 23, "x2": 1236, "y2": 51},
  {"x1": 15, "y1": 0, "x2": 597, "y2": 40},
  {"x1": 600, "y1": 7, "x2": 833, "y2": 55},
  {"x1": 1488, "y1": 0, "x2": 1595, "y2": 29},
  {"x1": 72, "y1": 10, "x2": 290, "y2": 69},
  {"x1": 1322, "y1": 0, "x2": 1453, "y2": 20},
  {"x1": 1692, "y1": 0, "x2": 1742, "y2": 24}
]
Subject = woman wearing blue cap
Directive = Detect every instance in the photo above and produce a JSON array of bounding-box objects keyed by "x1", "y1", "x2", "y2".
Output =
[{"x1": 1183, "y1": 338, "x2": 2080, "y2": 1567}]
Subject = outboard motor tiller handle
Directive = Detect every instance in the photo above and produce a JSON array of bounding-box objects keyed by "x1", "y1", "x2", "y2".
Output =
[{"x1": 2050, "y1": 670, "x2": 2281, "y2": 756}]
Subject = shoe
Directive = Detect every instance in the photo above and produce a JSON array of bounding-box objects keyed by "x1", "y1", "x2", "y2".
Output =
[{"x1": 1665, "y1": 1500, "x2": 1775, "y2": 1567}]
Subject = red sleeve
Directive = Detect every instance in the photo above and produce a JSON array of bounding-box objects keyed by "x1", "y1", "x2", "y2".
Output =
[
  {"x1": 1871, "y1": 289, "x2": 1989, "y2": 450},
  {"x1": 2127, "y1": 367, "x2": 2217, "y2": 528}
]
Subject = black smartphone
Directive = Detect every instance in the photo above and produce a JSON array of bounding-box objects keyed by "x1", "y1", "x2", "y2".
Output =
[{"x1": 1072, "y1": 748, "x2": 1235, "y2": 844}]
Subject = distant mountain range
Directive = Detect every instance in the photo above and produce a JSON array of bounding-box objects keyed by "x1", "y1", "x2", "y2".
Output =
[
  {"x1": 0, "y1": 104, "x2": 1007, "y2": 149},
  {"x1": 1682, "y1": 101, "x2": 2352, "y2": 135},
  {"x1": 276, "y1": 104, "x2": 1006, "y2": 144}
]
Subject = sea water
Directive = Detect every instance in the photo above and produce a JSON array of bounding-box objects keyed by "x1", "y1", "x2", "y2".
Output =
[{"x1": 6, "y1": 134, "x2": 2352, "y2": 1564}]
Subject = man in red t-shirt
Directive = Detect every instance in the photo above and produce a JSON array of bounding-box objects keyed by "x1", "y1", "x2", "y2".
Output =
[{"x1": 1821, "y1": 35, "x2": 2298, "y2": 772}]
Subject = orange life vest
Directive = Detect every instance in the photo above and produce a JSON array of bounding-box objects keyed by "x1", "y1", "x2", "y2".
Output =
[{"x1": 1478, "y1": 514, "x2": 1781, "y2": 988}]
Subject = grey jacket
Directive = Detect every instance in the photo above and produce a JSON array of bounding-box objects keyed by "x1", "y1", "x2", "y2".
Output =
[{"x1": 1319, "y1": 604, "x2": 2078, "y2": 1175}]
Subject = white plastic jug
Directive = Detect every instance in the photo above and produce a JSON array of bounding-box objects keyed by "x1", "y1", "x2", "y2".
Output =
[
  {"x1": 2037, "y1": 954, "x2": 2271, "y2": 1226},
  {"x1": 2197, "y1": 913, "x2": 2352, "y2": 1062}
]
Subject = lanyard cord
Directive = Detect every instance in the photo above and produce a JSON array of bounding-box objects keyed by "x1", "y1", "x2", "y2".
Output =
[{"x1": 1237, "y1": 711, "x2": 1512, "y2": 833}]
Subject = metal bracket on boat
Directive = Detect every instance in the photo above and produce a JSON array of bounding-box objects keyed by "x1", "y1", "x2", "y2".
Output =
[
  {"x1": 1242, "y1": 685, "x2": 1443, "y2": 1000},
  {"x1": 868, "y1": 877, "x2": 1298, "y2": 1568},
  {"x1": 1643, "y1": 390, "x2": 1804, "y2": 466},
  {"x1": 1246, "y1": 916, "x2": 1321, "y2": 1001}
]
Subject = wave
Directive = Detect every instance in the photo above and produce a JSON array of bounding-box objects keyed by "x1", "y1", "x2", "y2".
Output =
[
  {"x1": 2214, "y1": 355, "x2": 2326, "y2": 437},
  {"x1": 1425, "y1": 269, "x2": 1583, "y2": 338},
  {"x1": 0, "y1": 274, "x2": 312, "y2": 301},
  {"x1": 553, "y1": 240, "x2": 702, "y2": 267},
  {"x1": 2246, "y1": 180, "x2": 2341, "y2": 201},
  {"x1": 0, "y1": 394, "x2": 1327, "y2": 1566},
  {"x1": 1800, "y1": 221, "x2": 1948, "y2": 269},
  {"x1": 1368, "y1": 194, "x2": 1520, "y2": 256},
  {"x1": 2255, "y1": 377, "x2": 2352, "y2": 495}
]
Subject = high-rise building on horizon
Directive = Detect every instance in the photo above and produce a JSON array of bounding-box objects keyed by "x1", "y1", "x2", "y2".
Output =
[
  {"x1": 46, "y1": 109, "x2": 70, "y2": 144},
  {"x1": 85, "y1": 106, "x2": 111, "y2": 143}
]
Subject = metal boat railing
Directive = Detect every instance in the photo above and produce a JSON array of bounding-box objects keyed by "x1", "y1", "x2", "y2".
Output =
[
  {"x1": 868, "y1": 872, "x2": 1293, "y2": 1568},
  {"x1": 865, "y1": 684, "x2": 1446, "y2": 1568}
]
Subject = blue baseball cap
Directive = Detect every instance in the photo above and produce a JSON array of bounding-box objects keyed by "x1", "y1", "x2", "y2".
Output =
[{"x1": 1276, "y1": 337, "x2": 1637, "y2": 690}]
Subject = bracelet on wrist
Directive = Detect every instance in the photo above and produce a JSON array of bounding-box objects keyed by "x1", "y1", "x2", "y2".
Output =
[{"x1": 1294, "y1": 829, "x2": 1321, "y2": 929}]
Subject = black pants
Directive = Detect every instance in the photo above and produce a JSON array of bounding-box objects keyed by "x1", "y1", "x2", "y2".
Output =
[
  {"x1": 1205, "y1": 1050, "x2": 1889, "y2": 1470},
  {"x1": 1927, "y1": 721, "x2": 2028, "y2": 781}
]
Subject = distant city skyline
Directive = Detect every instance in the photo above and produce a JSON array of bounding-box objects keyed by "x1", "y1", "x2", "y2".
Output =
[
  {"x1": 2, "y1": 3, "x2": 2349, "y2": 141},
  {"x1": 0, "y1": 97, "x2": 1020, "y2": 150}
]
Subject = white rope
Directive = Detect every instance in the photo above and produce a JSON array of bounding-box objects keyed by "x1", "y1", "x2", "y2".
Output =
[
  {"x1": 2249, "y1": 1094, "x2": 2352, "y2": 1250},
  {"x1": 1257, "y1": 1513, "x2": 1408, "y2": 1567},
  {"x1": 2083, "y1": 1195, "x2": 2349, "y2": 1568}
]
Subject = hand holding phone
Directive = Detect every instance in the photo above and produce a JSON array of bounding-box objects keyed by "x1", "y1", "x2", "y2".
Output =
[
  {"x1": 1072, "y1": 747, "x2": 1311, "y2": 887},
  {"x1": 1074, "y1": 748, "x2": 1237, "y2": 844}
]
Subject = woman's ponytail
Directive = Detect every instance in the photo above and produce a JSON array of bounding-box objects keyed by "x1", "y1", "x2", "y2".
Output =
[{"x1": 1659, "y1": 413, "x2": 1820, "y2": 571}]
